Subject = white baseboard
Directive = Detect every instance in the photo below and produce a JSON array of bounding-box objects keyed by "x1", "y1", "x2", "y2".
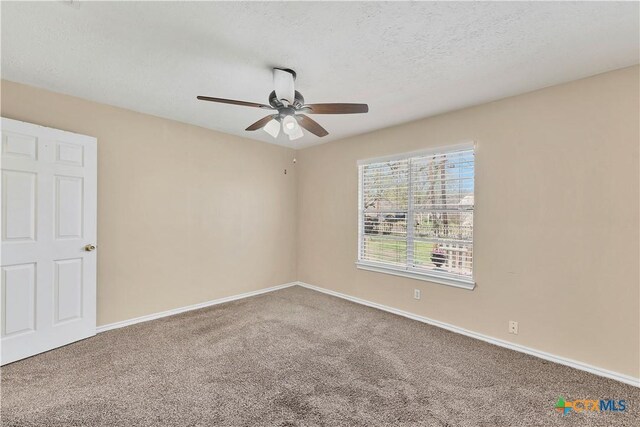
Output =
[
  {"x1": 95, "y1": 280, "x2": 638, "y2": 388},
  {"x1": 296, "y1": 282, "x2": 640, "y2": 388},
  {"x1": 96, "y1": 282, "x2": 297, "y2": 333}
]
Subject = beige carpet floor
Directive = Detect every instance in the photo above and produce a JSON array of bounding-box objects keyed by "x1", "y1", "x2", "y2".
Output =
[{"x1": 1, "y1": 286, "x2": 638, "y2": 426}]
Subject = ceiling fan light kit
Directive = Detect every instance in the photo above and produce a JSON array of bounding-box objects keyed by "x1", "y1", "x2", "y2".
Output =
[
  {"x1": 288, "y1": 123, "x2": 304, "y2": 141},
  {"x1": 282, "y1": 115, "x2": 296, "y2": 132},
  {"x1": 263, "y1": 118, "x2": 281, "y2": 138},
  {"x1": 197, "y1": 68, "x2": 369, "y2": 141}
]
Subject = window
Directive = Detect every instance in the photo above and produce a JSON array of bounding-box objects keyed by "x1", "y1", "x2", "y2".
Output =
[{"x1": 357, "y1": 143, "x2": 475, "y2": 289}]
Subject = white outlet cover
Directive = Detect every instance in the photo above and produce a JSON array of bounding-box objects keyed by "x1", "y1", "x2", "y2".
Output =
[
  {"x1": 509, "y1": 321, "x2": 519, "y2": 334},
  {"x1": 414, "y1": 289, "x2": 421, "y2": 300}
]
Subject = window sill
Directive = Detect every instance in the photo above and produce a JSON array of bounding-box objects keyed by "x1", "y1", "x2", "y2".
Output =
[{"x1": 355, "y1": 261, "x2": 476, "y2": 290}]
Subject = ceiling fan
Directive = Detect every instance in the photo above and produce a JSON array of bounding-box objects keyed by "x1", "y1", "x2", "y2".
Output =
[{"x1": 197, "y1": 68, "x2": 368, "y2": 141}]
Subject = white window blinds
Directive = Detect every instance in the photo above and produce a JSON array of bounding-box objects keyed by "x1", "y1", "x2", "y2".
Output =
[{"x1": 358, "y1": 143, "x2": 474, "y2": 287}]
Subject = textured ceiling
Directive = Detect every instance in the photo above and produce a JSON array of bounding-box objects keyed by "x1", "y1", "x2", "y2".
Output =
[{"x1": 1, "y1": 1, "x2": 638, "y2": 148}]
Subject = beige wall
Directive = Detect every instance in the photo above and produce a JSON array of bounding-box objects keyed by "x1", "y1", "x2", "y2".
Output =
[
  {"x1": 296, "y1": 66, "x2": 640, "y2": 378},
  {"x1": 1, "y1": 80, "x2": 298, "y2": 326},
  {"x1": 2, "y1": 66, "x2": 638, "y2": 378}
]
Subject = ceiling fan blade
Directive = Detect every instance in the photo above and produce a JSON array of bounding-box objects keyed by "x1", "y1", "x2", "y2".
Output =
[
  {"x1": 245, "y1": 115, "x2": 277, "y2": 131},
  {"x1": 197, "y1": 96, "x2": 272, "y2": 110},
  {"x1": 273, "y1": 68, "x2": 295, "y2": 105},
  {"x1": 303, "y1": 103, "x2": 369, "y2": 114},
  {"x1": 295, "y1": 114, "x2": 329, "y2": 137}
]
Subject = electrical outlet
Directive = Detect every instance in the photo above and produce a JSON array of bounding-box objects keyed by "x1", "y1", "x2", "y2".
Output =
[
  {"x1": 509, "y1": 320, "x2": 519, "y2": 335},
  {"x1": 414, "y1": 289, "x2": 421, "y2": 300}
]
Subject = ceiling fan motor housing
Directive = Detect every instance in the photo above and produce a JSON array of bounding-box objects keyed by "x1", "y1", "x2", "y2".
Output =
[
  {"x1": 278, "y1": 107, "x2": 297, "y2": 120},
  {"x1": 269, "y1": 90, "x2": 305, "y2": 110}
]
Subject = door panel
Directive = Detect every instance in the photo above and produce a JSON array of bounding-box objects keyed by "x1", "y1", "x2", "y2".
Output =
[
  {"x1": 54, "y1": 258, "x2": 83, "y2": 323},
  {"x1": 1, "y1": 118, "x2": 97, "y2": 365},
  {"x1": 55, "y1": 141, "x2": 84, "y2": 166},
  {"x1": 1, "y1": 263, "x2": 36, "y2": 337},
  {"x1": 2, "y1": 170, "x2": 37, "y2": 241},
  {"x1": 2, "y1": 132, "x2": 37, "y2": 160},
  {"x1": 55, "y1": 175, "x2": 84, "y2": 239}
]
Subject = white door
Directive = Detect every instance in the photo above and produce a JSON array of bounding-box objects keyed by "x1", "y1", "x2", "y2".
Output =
[{"x1": 1, "y1": 118, "x2": 97, "y2": 365}]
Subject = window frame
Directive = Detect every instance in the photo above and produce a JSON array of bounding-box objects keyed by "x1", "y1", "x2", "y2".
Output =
[{"x1": 356, "y1": 142, "x2": 476, "y2": 290}]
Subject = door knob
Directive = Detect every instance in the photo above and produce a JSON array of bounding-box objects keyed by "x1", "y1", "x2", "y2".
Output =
[{"x1": 84, "y1": 244, "x2": 96, "y2": 252}]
